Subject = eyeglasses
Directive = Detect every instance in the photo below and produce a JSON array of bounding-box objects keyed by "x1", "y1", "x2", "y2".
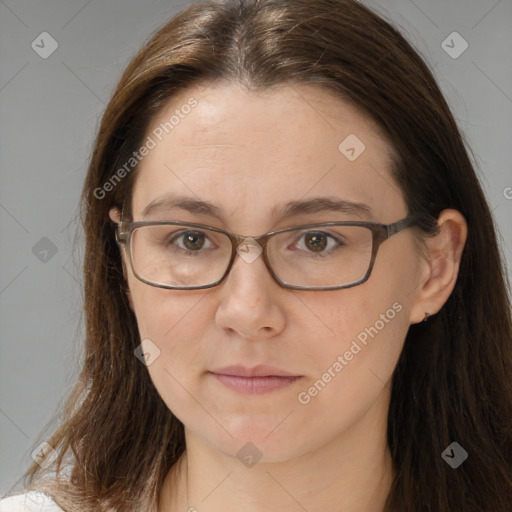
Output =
[{"x1": 114, "y1": 216, "x2": 419, "y2": 291}]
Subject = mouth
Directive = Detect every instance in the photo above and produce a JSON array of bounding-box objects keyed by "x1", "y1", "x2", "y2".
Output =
[{"x1": 208, "y1": 365, "x2": 303, "y2": 395}]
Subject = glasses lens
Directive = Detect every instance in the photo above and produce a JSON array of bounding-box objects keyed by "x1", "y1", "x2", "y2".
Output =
[
  {"x1": 130, "y1": 224, "x2": 232, "y2": 287},
  {"x1": 267, "y1": 225, "x2": 373, "y2": 288},
  {"x1": 129, "y1": 224, "x2": 374, "y2": 289}
]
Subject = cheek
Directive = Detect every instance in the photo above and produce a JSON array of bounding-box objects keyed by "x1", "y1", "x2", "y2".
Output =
[
  {"x1": 295, "y1": 262, "x2": 412, "y2": 397},
  {"x1": 304, "y1": 291, "x2": 408, "y2": 388},
  {"x1": 293, "y1": 294, "x2": 408, "y2": 444},
  {"x1": 128, "y1": 280, "x2": 212, "y2": 404},
  {"x1": 127, "y1": 263, "x2": 209, "y2": 344}
]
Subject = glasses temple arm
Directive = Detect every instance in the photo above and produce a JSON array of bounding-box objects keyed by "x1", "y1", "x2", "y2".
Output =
[{"x1": 387, "y1": 216, "x2": 420, "y2": 237}]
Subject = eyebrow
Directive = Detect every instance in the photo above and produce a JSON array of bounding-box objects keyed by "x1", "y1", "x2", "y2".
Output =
[{"x1": 141, "y1": 195, "x2": 375, "y2": 222}]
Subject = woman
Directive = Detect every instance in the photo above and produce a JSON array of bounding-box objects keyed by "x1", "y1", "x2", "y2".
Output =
[{"x1": 2, "y1": 0, "x2": 511, "y2": 510}]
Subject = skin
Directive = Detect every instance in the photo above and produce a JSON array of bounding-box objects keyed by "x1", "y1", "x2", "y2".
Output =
[{"x1": 109, "y1": 81, "x2": 467, "y2": 512}]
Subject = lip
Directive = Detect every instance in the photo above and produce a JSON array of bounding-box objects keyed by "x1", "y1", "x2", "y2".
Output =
[
  {"x1": 209, "y1": 365, "x2": 303, "y2": 395},
  {"x1": 211, "y1": 365, "x2": 299, "y2": 377}
]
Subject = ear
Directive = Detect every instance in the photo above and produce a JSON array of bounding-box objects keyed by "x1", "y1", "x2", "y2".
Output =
[
  {"x1": 109, "y1": 206, "x2": 121, "y2": 224},
  {"x1": 109, "y1": 206, "x2": 135, "y2": 313},
  {"x1": 408, "y1": 208, "x2": 468, "y2": 324}
]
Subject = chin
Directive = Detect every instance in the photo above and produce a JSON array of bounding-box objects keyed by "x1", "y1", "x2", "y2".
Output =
[{"x1": 192, "y1": 414, "x2": 316, "y2": 464}]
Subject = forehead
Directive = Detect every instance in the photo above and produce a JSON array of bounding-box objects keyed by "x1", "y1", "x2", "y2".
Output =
[{"x1": 129, "y1": 82, "x2": 405, "y2": 229}]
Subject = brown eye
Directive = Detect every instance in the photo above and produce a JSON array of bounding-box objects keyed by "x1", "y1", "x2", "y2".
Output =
[
  {"x1": 304, "y1": 232, "x2": 328, "y2": 252},
  {"x1": 293, "y1": 231, "x2": 343, "y2": 256},
  {"x1": 182, "y1": 232, "x2": 206, "y2": 251},
  {"x1": 169, "y1": 231, "x2": 214, "y2": 254}
]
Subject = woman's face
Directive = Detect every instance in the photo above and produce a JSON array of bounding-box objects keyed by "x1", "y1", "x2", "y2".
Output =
[{"x1": 111, "y1": 82, "x2": 426, "y2": 462}]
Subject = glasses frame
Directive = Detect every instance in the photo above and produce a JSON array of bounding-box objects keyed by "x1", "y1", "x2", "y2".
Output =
[{"x1": 114, "y1": 215, "x2": 420, "y2": 291}]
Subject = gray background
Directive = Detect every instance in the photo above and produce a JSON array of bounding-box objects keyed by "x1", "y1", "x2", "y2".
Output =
[{"x1": 1, "y1": 0, "x2": 511, "y2": 495}]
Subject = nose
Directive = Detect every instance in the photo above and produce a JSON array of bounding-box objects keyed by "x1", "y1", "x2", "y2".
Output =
[{"x1": 214, "y1": 245, "x2": 287, "y2": 339}]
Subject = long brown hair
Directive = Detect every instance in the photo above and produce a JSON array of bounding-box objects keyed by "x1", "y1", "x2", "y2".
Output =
[{"x1": 18, "y1": 0, "x2": 512, "y2": 510}]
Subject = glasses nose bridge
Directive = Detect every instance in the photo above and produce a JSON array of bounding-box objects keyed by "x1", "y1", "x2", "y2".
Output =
[
  {"x1": 227, "y1": 231, "x2": 274, "y2": 276},
  {"x1": 229, "y1": 231, "x2": 272, "y2": 250}
]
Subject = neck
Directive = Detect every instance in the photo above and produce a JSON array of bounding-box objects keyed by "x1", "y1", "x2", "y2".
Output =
[{"x1": 160, "y1": 389, "x2": 394, "y2": 512}]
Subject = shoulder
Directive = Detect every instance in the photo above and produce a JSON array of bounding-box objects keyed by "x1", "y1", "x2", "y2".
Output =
[{"x1": 0, "y1": 491, "x2": 64, "y2": 512}]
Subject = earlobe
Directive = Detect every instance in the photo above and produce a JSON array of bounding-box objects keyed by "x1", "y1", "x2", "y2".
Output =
[{"x1": 408, "y1": 209, "x2": 468, "y2": 324}]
